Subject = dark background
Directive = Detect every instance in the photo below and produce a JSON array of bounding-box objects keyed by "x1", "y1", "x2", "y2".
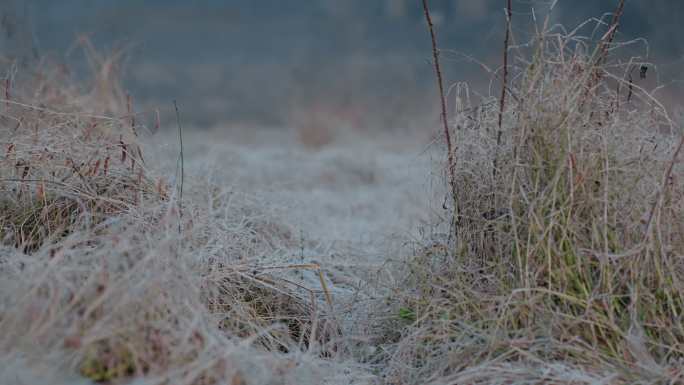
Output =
[{"x1": 1, "y1": 0, "x2": 682, "y2": 129}]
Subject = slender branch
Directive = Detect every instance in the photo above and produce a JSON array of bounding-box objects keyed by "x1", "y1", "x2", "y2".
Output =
[
  {"x1": 596, "y1": 0, "x2": 626, "y2": 67},
  {"x1": 642, "y1": 133, "x2": 684, "y2": 241},
  {"x1": 421, "y1": 0, "x2": 458, "y2": 222},
  {"x1": 127, "y1": 92, "x2": 137, "y2": 136},
  {"x1": 174, "y1": 100, "x2": 184, "y2": 234},
  {"x1": 494, "y1": 0, "x2": 512, "y2": 180},
  {"x1": 585, "y1": 0, "x2": 626, "y2": 100}
]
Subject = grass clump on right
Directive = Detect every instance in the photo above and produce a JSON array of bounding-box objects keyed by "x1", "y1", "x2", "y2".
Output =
[{"x1": 382, "y1": 18, "x2": 684, "y2": 385}]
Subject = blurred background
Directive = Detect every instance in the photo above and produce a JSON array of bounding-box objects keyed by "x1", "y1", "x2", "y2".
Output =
[{"x1": 1, "y1": 0, "x2": 683, "y2": 130}]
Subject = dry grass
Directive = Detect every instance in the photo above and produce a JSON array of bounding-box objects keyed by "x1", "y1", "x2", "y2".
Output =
[
  {"x1": 380, "y1": 11, "x2": 684, "y2": 385},
  {"x1": 0, "y1": 44, "x2": 342, "y2": 385},
  {"x1": 1, "y1": 5, "x2": 683, "y2": 385},
  {"x1": 0, "y1": 56, "x2": 159, "y2": 252}
]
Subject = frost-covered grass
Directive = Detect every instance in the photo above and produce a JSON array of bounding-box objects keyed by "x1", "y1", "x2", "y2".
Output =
[
  {"x1": 1, "y1": 11, "x2": 683, "y2": 385},
  {"x1": 376, "y1": 16, "x2": 684, "y2": 385},
  {"x1": 0, "y1": 46, "x2": 370, "y2": 385}
]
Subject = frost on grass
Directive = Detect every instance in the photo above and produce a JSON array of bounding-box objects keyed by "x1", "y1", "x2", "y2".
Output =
[
  {"x1": 378, "y1": 18, "x2": 684, "y2": 385},
  {"x1": 0, "y1": 48, "x2": 346, "y2": 385},
  {"x1": 2, "y1": 11, "x2": 683, "y2": 385}
]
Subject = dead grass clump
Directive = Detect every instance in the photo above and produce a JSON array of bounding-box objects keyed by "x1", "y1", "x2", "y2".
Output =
[
  {"x1": 0, "y1": 48, "x2": 340, "y2": 384},
  {"x1": 0, "y1": 130, "x2": 334, "y2": 385},
  {"x1": 178, "y1": 180, "x2": 341, "y2": 357},
  {"x1": 0, "y1": 47, "x2": 165, "y2": 252},
  {"x1": 0, "y1": 215, "x2": 327, "y2": 385},
  {"x1": 202, "y1": 268, "x2": 339, "y2": 355},
  {"x1": 384, "y1": 14, "x2": 684, "y2": 384}
]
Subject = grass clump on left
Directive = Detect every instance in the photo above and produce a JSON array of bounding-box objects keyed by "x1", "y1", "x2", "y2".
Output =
[
  {"x1": 0, "y1": 55, "x2": 162, "y2": 252},
  {"x1": 0, "y1": 44, "x2": 339, "y2": 385}
]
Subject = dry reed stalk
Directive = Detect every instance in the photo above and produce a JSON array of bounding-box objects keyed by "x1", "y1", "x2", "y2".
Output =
[
  {"x1": 596, "y1": 0, "x2": 626, "y2": 68},
  {"x1": 174, "y1": 100, "x2": 184, "y2": 235},
  {"x1": 153, "y1": 108, "x2": 160, "y2": 133},
  {"x1": 494, "y1": 0, "x2": 512, "y2": 180},
  {"x1": 584, "y1": 0, "x2": 626, "y2": 101},
  {"x1": 126, "y1": 92, "x2": 137, "y2": 136},
  {"x1": 642, "y1": 132, "x2": 684, "y2": 240},
  {"x1": 421, "y1": 0, "x2": 459, "y2": 227},
  {"x1": 4, "y1": 77, "x2": 10, "y2": 109}
]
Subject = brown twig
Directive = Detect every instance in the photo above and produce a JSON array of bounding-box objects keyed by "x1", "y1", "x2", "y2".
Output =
[
  {"x1": 494, "y1": 0, "x2": 512, "y2": 179},
  {"x1": 126, "y1": 92, "x2": 137, "y2": 136},
  {"x1": 596, "y1": 0, "x2": 626, "y2": 67},
  {"x1": 153, "y1": 108, "x2": 160, "y2": 133},
  {"x1": 642, "y1": 133, "x2": 684, "y2": 241},
  {"x1": 587, "y1": 0, "x2": 626, "y2": 93},
  {"x1": 421, "y1": 0, "x2": 459, "y2": 223},
  {"x1": 174, "y1": 100, "x2": 185, "y2": 235},
  {"x1": 4, "y1": 77, "x2": 10, "y2": 110}
]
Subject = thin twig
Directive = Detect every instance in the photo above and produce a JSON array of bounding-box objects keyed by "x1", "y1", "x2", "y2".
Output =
[
  {"x1": 421, "y1": 0, "x2": 459, "y2": 226},
  {"x1": 127, "y1": 92, "x2": 137, "y2": 136},
  {"x1": 174, "y1": 100, "x2": 184, "y2": 234},
  {"x1": 586, "y1": 0, "x2": 626, "y2": 95},
  {"x1": 596, "y1": 0, "x2": 626, "y2": 67},
  {"x1": 4, "y1": 77, "x2": 11, "y2": 110},
  {"x1": 642, "y1": 133, "x2": 684, "y2": 241},
  {"x1": 494, "y1": 0, "x2": 512, "y2": 180}
]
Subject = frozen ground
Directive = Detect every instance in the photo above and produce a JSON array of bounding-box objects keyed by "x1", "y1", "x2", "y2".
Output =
[
  {"x1": 148, "y1": 126, "x2": 444, "y2": 381},
  {"x1": 149, "y1": 127, "x2": 441, "y2": 260}
]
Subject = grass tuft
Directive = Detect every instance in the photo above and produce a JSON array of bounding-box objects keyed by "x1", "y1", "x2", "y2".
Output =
[
  {"x1": 0, "y1": 44, "x2": 339, "y2": 385},
  {"x1": 383, "y1": 10, "x2": 684, "y2": 384}
]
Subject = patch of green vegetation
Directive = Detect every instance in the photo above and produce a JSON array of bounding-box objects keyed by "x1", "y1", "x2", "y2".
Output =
[
  {"x1": 79, "y1": 340, "x2": 139, "y2": 382},
  {"x1": 397, "y1": 307, "x2": 416, "y2": 323}
]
